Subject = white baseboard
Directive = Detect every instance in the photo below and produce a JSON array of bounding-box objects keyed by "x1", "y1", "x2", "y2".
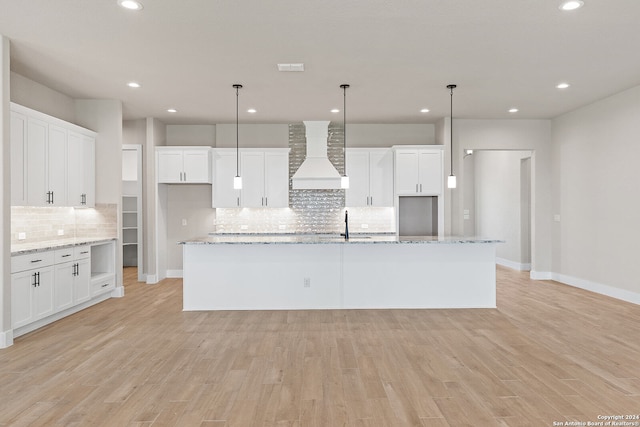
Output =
[
  {"x1": 166, "y1": 269, "x2": 183, "y2": 278},
  {"x1": 552, "y1": 272, "x2": 640, "y2": 306},
  {"x1": 0, "y1": 329, "x2": 14, "y2": 349},
  {"x1": 111, "y1": 286, "x2": 125, "y2": 298},
  {"x1": 496, "y1": 258, "x2": 531, "y2": 271},
  {"x1": 146, "y1": 275, "x2": 158, "y2": 284},
  {"x1": 530, "y1": 270, "x2": 553, "y2": 280}
]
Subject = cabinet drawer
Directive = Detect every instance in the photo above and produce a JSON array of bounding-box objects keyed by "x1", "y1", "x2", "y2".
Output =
[
  {"x1": 92, "y1": 277, "x2": 115, "y2": 296},
  {"x1": 11, "y1": 251, "x2": 55, "y2": 273},
  {"x1": 74, "y1": 246, "x2": 91, "y2": 260},
  {"x1": 54, "y1": 248, "x2": 75, "y2": 263}
]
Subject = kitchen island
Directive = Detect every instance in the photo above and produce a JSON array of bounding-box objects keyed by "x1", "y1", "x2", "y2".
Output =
[{"x1": 180, "y1": 234, "x2": 502, "y2": 310}]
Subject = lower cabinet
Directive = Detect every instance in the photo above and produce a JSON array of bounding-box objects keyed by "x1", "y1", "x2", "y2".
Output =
[{"x1": 11, "y1": 241, "x2": 115, "y2": 336}]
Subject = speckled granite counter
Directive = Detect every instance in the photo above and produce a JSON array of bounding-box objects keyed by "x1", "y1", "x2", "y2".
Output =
[
  {"x1": 180, "y1": 234, "x2": 502, "y2": 245},
  {"x1": 11, "y1": 237, "x2": 117, "y2": 255},
  {"x1": 182, "y1": 234, "x2": 501, "y2": 311}
]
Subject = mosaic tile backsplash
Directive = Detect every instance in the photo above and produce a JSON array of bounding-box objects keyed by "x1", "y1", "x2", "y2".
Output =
[
  {"x1": 215, "y1": 122, "x2": 396, "y2": 234},
  {"x1": 11, "y1": 204, "x2": 118, "y2": 245}
]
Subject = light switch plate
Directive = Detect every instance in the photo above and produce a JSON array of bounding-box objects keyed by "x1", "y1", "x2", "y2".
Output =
[
  {"x1": 18, "y1": 232, "x2": 26, "y2": 240},
  {"x1": 554, "y1": 214, "x2": 561, "y2": 222},
  {"x1": 361, "y1": 224, "x2": 369, "y2": 229},
  {"x1": 241, "y1": 224, "x2": 248, "y2": 230},
  {"x1": 57, "y1": 229, "x2": 64, "y2": 236}
]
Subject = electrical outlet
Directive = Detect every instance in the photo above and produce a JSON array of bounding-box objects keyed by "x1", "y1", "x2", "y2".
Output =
[
  {"x1": 182, "y1": 219, "x2": 187, "y2": 226},
  {"x1": 554, "y1": 214, "x2": 561, "y2": 222},
  {"x1": 18, "y1": 232, "x2": 26, "y2": 240},
  {"x1": 278, "y1": 225, "x2": 286, "y2": 230},
  {"x1": 361, "y1": 223, "x2": 369, "y2": 229},
  {"x1": 241, "y1": 225, "x2": 248, "y2": 230},
  {"x1": 304, "y1": 277, "x2": 311, "y2": 288},
  {"x1": 57, "y1": 229, "x2": 64, "y2": 236}
]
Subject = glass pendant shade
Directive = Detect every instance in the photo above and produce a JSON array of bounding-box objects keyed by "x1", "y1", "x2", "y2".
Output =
[
  {"x1": 233, "y1": 175, "x2": 242, "y2": 190},
  {"x1": 341, "y1": 175, "x2": 350, "y2": 189},
  {"x1": 447, "y1": 174, "x2": 457, "y2": 189}
]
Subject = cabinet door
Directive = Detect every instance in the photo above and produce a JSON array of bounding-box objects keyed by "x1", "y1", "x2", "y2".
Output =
[
  {"x1": 33, "y1": 268, "x2": 55, "y2": 321},
  {"x1": 26, "y1": 117, "x2": 49, "y2": 206},
  {"x1": 48, "y1": 124, "x2": 67, "y2": 206},
  {"x1": 67, "y1": 133, "x2": 95, "y2": 207},
  {"x1": 54, "y1": 262, "x2": 75, "y2": 312},
  {"x1": 418, "y1": 151, "x2": 442, "y2": 195},
  {"x1": 74, "y1": 259, "x2": 91, "y2": 304},
  {"x1": 369, "y1": 150, "x2": 394, "y2": 207},
  {"x1": 345, "y1": 150, "x2": 370, "y2": 207},
  {"x1": 264, "y1": 152, "x2": 289, "y2": 208},
  {"x1": 11, "y1": 271, "x2": 35, "y2": 329},
  {"x1": 183, "y1": 150, "x2": 210, "y2": 183},
  {"x1": 241, "y1": 152, "x2": 266, "y2": 207},
  {"x1": 11, "y1": 111, "x2": 27, "y2": 206},
  {"x1": 212, "y1": 151, "x2": 240, "y2": 208},
  {"x1": 394, "y1": 150, "x2": 420, "y2": 195},
  {"x1": 157, "y1": 151, "x2": 183, "y2": 183}
]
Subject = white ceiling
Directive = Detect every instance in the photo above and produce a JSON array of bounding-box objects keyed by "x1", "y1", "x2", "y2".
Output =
[{"x1": 1, "y1": 0, "x2": 639, "y2": 125}]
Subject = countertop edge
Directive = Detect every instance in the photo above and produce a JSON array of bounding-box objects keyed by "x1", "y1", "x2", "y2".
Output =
[
  {"x1": 11, "y1": 237, "x2": 117, "y2": 256},
  {"x1": 178, "y1": 236, "x2": 504, "y2": 245}
]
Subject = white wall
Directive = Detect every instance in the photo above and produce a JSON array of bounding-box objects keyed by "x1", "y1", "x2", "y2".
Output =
[
  {"x1": 166, "y1": 125, "x2": 216, "y2": 146},
  {"x1": 10, "y1": 72, "x2": 75, "y2": 123},
  {"x1": 450, "y1": 119, "x2": 552, "y2": 275},
  {"x1": 474, "y1": 150, "x2": 532, "y2": 269},
  {"x1": 74, "y1": 100, "x2": 124, "y2": 289},
  {"x1": 1, "y1": 35, "x2": 11, "y2": 346},
  {"x1": 552, "y1": 85, "x2": 640, "y2": 298},
  {"x1": 348, "y1": 124, "x2": 436, "y2": 147},
  {"x1": 216, "y1": 124, "x2": 288, "y2": 148}
]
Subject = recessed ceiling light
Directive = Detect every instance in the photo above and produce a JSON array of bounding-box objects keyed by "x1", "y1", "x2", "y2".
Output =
[
  {"x1": 420, "y1": 108, "x2": 430, "y2": 113},
  {"x1": 167, "y1": 108, "x2": 177, "y2": 113},
  {"x1": 509, "y1": 108, "x2": 519, "y2": 113},
  {"x1": 559, "y1": 1, "x2": 584, "y2": 11},
  {"x1": 118, "y1": 0, "x2": 144, "y2": 10},
  {"x1": 247, "y1": 108, "x2": 257, "y2": 114},
  {"x1": 556, "y1": 82, "x2": 570, "y2": 89},
  {"x1": 331, "y1": 109, "x2": 340, "y2": 113},
  {"x1": 127, "y1": 82, "x2": 141, "y2": 88}
]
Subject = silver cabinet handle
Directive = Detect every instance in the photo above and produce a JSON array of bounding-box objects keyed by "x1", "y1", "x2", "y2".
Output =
[
  {"x1": 415, "y1": 184, "x2": 418, "y2": 193},
  {"x1": 370, "y1": 196, "x2": 373, "y2": 206},
  {"x1": 62, "y1": 254, "x2": 71, "y2": 258},
  {"x1": 265, "y1": 197, "x2": 268, "y2": 206},
  {"x1": 237, "y1": 197, "x2": 240, "y2": 207},
  {"x1": 30, "y1": 259, "x2": 42, "y2": 263},
  {"x1": 420, "y1": 184, "x2": 422, "y2": 192},
  {"x1": 184, "y1": 172, "x2": 187, "y2": 181}
]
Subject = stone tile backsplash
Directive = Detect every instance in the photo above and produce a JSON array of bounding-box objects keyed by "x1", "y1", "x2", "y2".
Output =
[
  {"x1": 214, "y1": 122, "x2": 396, "y2": 234},
  {"x1": 11, "y1": 204, "x2": 118, "y2": 245}
]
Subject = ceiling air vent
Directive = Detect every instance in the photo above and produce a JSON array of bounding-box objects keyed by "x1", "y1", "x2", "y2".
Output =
[{"x1": 277, "y1": 63, "x2": 304, "y2": 72}]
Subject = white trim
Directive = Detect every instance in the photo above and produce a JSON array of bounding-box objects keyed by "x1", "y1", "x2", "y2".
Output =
[
  {"x1": 111, "y1": 286, "x2": 125, "y2": 297},
  {"x1": 530, "y1": 270, "x2": 552, "y2": 280},
  {"x1": 166, "y1": 269, "x2": 183, "y2": 278},
  {"x1": 552, "y1": 273, "x2": 640, "y2": 306},
  {"x1": 146, "y1": 274, "x2": 158, "y2": 284},
  {"x1": 0, "y1": 330, "x2": 14, "y2": 349},
  {"x1": 496, "y1": 257, "x2": 531, "y2": 271}
]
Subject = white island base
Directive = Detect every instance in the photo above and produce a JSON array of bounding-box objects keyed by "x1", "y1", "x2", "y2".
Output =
[{"x1": 182, "y1": 237, "x2": 498, "y2": 310}]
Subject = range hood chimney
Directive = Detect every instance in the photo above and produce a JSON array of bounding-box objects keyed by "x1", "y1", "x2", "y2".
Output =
[{"x1": 291, "y1": 121, "x2": 343, "y2": 189}]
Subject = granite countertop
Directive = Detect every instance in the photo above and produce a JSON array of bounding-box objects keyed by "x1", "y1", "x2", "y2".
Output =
[
  {"x1": 179, "y1": 234, "x2": 503, "y2": 245},
  {"x1": 11, "y1": 237, "x2": 117, "y2": 255}
]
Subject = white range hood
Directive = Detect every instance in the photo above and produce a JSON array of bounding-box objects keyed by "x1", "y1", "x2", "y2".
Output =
[{"x1": 291, "y1": 121, "x2": 343, "y2": 190}]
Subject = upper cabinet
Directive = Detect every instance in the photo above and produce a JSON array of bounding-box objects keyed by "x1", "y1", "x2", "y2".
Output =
[
  {"x1": 10, "y1": 103, "x2": 96, "y2": 208},
  {"x1": 156, "y1": 147, "x2": 212, "y2": 184},
  {"x1": 345, "y1": 148, "x2": 394, "y2": 207},
  {"x1": 212, "y1": 148, "x2": 289, "y2": 208},
  {"x1": 393, "y1": 146, "x2": 444, "y2": 196}
]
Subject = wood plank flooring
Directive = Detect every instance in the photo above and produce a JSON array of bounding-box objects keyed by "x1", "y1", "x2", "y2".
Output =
[{"x1": 1, "y1": 266, "x2": 639, "y2": 426}]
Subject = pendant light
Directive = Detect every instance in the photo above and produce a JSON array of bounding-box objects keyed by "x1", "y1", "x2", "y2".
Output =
[
  {"x1": 233, "y1": 84, "x2": 243, "y2": 190},
  {"x1": 447, "y1": 84, "x2": 457, "y2": 189},
  {"x1": 340, "y1": 84, "x2": 350, "y2": 189}
]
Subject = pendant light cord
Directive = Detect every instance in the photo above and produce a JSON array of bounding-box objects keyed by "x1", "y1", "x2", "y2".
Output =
[
  {"x1": 340, "y1": 84, "x2": 350, "y2": 176},
  {"x1": 447, "y1": 84, "x2": 457, "y2": 176},
  {"x1": 233, "y1": 84, "x2": 242, "y2": 177}
]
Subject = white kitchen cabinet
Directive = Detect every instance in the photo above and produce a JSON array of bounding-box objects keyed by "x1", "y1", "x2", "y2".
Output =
[
  {"x1": 157, "y1": 147, "x2": 212, "y2": 183},
  {"x1": 345, "y1": 148, "x2": 394, "y2": 207},
  {"x1": 393, "y1": 146, "x2": 444, "y2": 196},
  {"x1": 212, "y1": 149, "x2": 289, "y2": 208},
  {"x1": 212, "y1": 150, "x2": 241, "y2": 208},
  {"x1": 11, "y1": 241, "x2": 115, "y2": 337},
  {"x1": 67, "y1": 132, "x2": 96, "y2": 207},
  {"x1": 11, "y1": 103, "x2": 96, "y2": 207},
  {"x1": 11, "y1": 252, "x2": 55, "y2": 330},
  {"x1": 241, "y1": 150, "x2": 289, "y2": 208}
]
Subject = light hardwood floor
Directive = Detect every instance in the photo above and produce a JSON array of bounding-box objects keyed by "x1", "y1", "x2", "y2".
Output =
[{"x1": 1, "y1": 266, "x2": 639, "y2": 426}]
